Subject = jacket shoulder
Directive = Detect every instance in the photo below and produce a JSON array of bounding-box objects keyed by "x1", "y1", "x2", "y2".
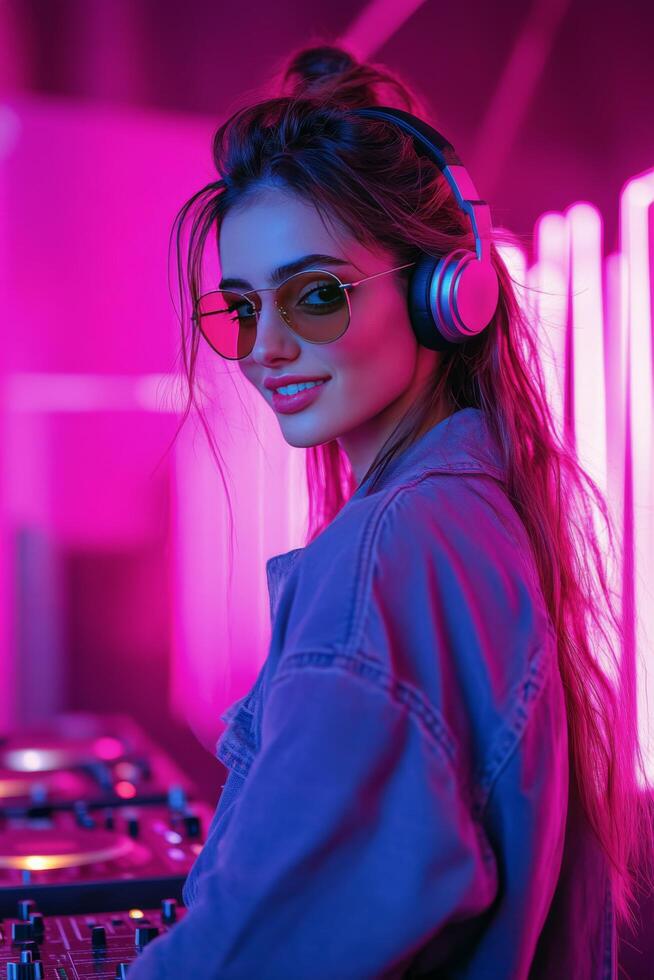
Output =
[{"x1": 281, "y1": 471, "x2": 555, "y2": 768}]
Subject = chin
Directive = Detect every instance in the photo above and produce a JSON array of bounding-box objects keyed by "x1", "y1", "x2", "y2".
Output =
[
  {"x1": 280, "y1": 430, "x2": 326, "y2": 449},
  {"x1": 278, "y1": 420, "x2": 339, "y2": 449}
]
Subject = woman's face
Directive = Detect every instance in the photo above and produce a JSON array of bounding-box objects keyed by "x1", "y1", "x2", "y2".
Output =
[{"x1": 218, "y1": 186, "x2": 444, "y2": 484}]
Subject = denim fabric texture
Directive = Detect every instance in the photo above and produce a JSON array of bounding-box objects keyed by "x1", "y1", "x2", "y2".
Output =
[{"x1": 126, "y1": 407, "x2": 615, "y2": 979}]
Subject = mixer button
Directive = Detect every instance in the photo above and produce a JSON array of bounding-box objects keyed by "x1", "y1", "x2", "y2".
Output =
[{"x1": 134, "y1": 924, "x2": 159, "y2": 948}]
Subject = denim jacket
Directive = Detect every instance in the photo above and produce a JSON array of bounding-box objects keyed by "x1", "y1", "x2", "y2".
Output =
[{"x1": 127, "y1": 407, "x2": 616, "y2": 979}]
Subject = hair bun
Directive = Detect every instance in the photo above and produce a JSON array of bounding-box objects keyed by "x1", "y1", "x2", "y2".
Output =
[
  {"x1": 273, "y1": 43, "x2": 429, "y2": 116},
  {"x1": 281, "y1": 44, "x2": 360, "y2": 97}
]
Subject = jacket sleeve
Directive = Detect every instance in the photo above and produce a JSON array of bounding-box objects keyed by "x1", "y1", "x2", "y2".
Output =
[{"x1": 125, "y1": 659, "x2": 498, "y2": 980}]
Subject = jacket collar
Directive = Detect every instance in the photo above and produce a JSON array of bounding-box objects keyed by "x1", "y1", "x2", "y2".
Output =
[
  {"x1": 350, "y1": 407, "x2": 507, "y2": 500},
  {"x1": 266, "y1": 409, "x2": 506, "y2": 585}
]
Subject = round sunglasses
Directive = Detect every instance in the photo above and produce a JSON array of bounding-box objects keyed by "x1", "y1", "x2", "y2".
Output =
[{"x1": 192, "y1": 261, "x2": 416, "y2": 360}]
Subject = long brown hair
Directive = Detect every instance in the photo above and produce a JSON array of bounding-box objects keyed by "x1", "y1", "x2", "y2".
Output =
[{"x1": 168, "y1": 42, "x2": 654, "y2": 932}]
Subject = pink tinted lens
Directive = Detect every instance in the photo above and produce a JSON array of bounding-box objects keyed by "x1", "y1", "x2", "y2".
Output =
[{"x1": 196, "y1": 289, "x2": 257, "y2": 360}]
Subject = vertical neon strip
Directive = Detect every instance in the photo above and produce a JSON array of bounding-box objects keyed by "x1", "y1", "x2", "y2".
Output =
[
  {"x1": 0, "y1": 105, "x2": 21, "y2": 731},
  {"x1": 497, "y1": 240, "x2": 527, "y2": 292},
  {"x1": 603, "y1": 251, "x2": 627, "y2": 638},
  {"x1": 0, "y1": 142, "x2": 10, "y2": 732},
  {"x1": 568, "y1": 202, "x2": 607, "y2": 494},
  {"x1": 567, "y1": 202, "x2": 618, "y2": 684},
  {"x1": 170, "y1": 409, "x2": 234, "y2": 752},
  {"x1": 621, "y1": 169, "x2": 654, "y2": 784},
  {"x1": 531, "y1": 212, "x2": 569, "y2": 439}
]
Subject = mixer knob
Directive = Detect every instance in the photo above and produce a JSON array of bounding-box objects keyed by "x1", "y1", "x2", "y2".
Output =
[
  {"x1": 182, "y1": 813, "x2": 201, "y2": 838},
  {"x1": 167, "y1": 785, "x2": 187, "y2": 812},
  {"x1": 16, "y1": 900, "x2": 36, "y2": 921},
  {"x1": 160, "y1": 898, "x2": 177, "y2": 924},
  {"x1": 27, "y1": 914, "x2": 44, "y2": 939},
  {"x1": 115, "y1": 964, "x2": 129, "y2": 979},
  {"x1": 126, "y1": 815, "x2": 140, "y2": 838},
  {"x1": 6, "y1": 949, "x2": 44, "y2": 979},
  {"x1": 134, "y1": 925, "x2": 159, "y2": 948},
  {"x1": 11, "y1": 921, "x2": 32, "y2": 942},
  {"x1": 91, "y1": 925, "x2": 107, "y2": 949},
  {"x1": 103, "y1": 808, "x2": 115, "y2": 829},
  {"x1": 73, "y1": 801, "x2": 96, "y2": 829},
  {"x1": 87, "y1": 760, "x2": 113, "y2": 789}
]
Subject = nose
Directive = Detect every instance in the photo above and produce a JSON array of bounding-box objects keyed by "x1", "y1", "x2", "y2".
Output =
[{"x1": 249, "y1": 295, "x2": 299, "y2": 362}]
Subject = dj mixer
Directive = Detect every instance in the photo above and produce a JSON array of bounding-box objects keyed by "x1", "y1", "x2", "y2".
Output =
[
  {"x1": 0, "y1": 714, "x2": 217, "y2": 977},
  {"x1": 0, "y1": 899, "x2": 184, "y2": 978}
]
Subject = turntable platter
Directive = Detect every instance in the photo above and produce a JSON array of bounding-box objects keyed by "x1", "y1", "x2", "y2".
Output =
[
  {"x1": 0, "y1": 767, "x2": 91, "y2": 800},
  {"x1": 2, "y1": 734, "x2": 126, "y2": 772},
  {"x1": 0, "y1": 828, "x2": 136, "y2": 871}
]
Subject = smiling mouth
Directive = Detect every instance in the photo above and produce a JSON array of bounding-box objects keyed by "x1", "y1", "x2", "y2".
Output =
[{"x1": 269, "y1": 378, "x2": 330, "y2": 413}]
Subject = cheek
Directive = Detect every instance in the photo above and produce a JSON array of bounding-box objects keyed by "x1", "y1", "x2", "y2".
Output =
[
  {"x1": 328, "y1": 294, "x2": 417, "y2": 384},
  {"x1": 238, "y1": 362, "x2": 258, "y2": 387}
]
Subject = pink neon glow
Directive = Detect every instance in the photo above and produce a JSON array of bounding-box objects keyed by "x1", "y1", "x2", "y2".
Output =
[
  {"x1": 531, "y1": 212, "x2": 569, "y2": 437},
  {"x1": 603, "y1": 251, "x2": 628, "y2": 535},
  {"x1": 114, "y1": 780, "x2": 137, "y2": 799},
  {"x1": 621, "y1": 168, "x2": 654, "y2": 784},
  {"x1": 92, "y1": 736, "x2": 124, "y2": 761},
  {"x1": 496, "y1": 241, "x2": 527, "y2": 296},
  {"x1": 339, "y1": 0, "x2": 428, "y2": 61},
  {"x1": 568, "y1": 202, "x2": 608, "y2": 492},
  {"x1": 567, "y1": 202, "x2": 617, "y2": 684}
]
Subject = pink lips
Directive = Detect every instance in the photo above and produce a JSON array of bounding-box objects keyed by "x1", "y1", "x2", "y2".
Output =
[{"x1": 271, "y1": 379, "x2": 329, "y2": 414}]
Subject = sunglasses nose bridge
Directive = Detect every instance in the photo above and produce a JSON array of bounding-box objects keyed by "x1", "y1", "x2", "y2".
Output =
[
  {"x1": 248, "y1": 282, "x2": 293, "y2": 324},
  {"x1": 245, "y1": 288, "x2": 294, "y2": 349},
  {"x1": 254, "y1": 291, "x2": 287, "y2": 320}
]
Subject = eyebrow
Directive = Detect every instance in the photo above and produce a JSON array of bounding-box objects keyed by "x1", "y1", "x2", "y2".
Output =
[{"x1": 218, "y1": 253, "x2": 353, "y2": 290}]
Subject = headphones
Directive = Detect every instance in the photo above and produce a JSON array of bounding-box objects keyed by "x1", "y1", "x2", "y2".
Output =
[{"x1": 350, "y1": 106, "x2": 499, "y2": 351}]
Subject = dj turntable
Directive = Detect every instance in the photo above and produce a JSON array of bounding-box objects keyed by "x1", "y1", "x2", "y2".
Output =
[
  {"x1": 0, "y1": 713, "x2": 217, "y2": 919},
  {"x1": 0, "y1": 797, "x2": 211, "y2": 917},
  {"x1": 0, "y1": 713, "x2": 197, "y2": 811}
]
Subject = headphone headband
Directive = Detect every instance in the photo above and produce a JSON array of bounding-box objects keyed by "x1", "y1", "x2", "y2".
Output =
[
  {"x1": 347, "y1": 105, "x2": 499, "y2": 347},
  {"x1": 350, "y1": 106, "x2": 492, "y2": 266}
]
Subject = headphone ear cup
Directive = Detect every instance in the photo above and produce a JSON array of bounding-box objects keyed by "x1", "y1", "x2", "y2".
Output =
[
  {"x1": 407, "y1": 254, "x2": 458, "y2": 352},
  {"x1": 408, "y1": 250, "x2": 499, "y2": 348},
  {"x1": 434, "y1": 249, "x2": 500, "y2": 342}
]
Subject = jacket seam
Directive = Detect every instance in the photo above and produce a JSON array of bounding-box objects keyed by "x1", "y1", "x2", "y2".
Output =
[
  {"x1": 267, "y1": 654, "x2": 498, "y2": 869},
  {"x1": 469, "y1": 637, "x2": 554, "y2": 820},
  {"x1": 269, "y1": 651, "x2": 458, "y2": 767},
  {"x1": 337, "y1": 475, "x2": 455, "y2": 669},
  {"x1": 339, "y1": 472, "x2": 511, "y2": 675}
]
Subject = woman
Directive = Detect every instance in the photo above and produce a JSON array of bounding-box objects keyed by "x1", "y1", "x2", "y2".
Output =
[{"x1": 127, "y1": 45, "x2": 652, "y2": 979}]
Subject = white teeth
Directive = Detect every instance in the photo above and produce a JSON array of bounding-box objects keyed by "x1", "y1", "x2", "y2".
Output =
[{"x1": 277, "y1": 380, "x2": 326, "y2": 395}]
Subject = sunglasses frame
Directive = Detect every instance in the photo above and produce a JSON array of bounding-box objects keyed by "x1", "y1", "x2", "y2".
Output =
[{"x1": 192, "y1": 261, "x2": 417, "y2": 360}]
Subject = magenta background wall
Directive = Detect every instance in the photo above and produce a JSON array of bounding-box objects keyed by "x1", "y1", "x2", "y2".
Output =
[{"x1": 1, "y1": 0, "x2": 652, "y2": 798}]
